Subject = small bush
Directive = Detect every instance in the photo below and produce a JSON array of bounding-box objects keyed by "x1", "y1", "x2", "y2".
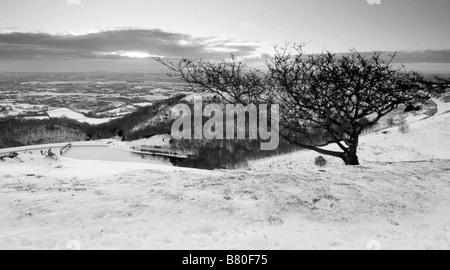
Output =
[
  {"x1": 41, "y1": 148, "x2": 58, "y2": 160},
  {"x1": 314, "y1": 156, "x2": 327, "y2": 167},
  {"x1": 0, "y1": 152, "x2": 19, "y2": 161}
]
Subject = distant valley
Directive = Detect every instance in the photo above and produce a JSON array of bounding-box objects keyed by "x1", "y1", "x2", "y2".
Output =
[{"x1": 0, "y1": 72, "x2": 190, "y2": 120}]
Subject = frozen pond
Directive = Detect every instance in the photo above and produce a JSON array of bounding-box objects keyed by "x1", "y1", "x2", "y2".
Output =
[{"x1": 9, "y1": 145, "x2": 175, "y2": 166}]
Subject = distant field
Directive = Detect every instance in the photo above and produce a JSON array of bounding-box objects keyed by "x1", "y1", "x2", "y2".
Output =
[{"x1": 0, "y1": 72, "x2": 190, "y2": 119}]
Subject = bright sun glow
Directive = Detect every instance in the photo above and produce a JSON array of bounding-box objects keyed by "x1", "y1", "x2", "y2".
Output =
[{"x1": 100, "y1": 51, "x2": 163, "y2": 59}]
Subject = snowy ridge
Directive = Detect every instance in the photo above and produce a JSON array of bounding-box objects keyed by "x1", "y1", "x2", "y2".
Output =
[{"x1": 47, "y1": 108, "x2": 117, "y2": 125}]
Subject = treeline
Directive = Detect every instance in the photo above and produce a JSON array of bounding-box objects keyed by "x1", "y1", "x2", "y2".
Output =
[
  {"x1": 165, "y1": 98, "x2": 299, "y2": 169},
  {"x1": 172, "y1": 138, "x2": 298, "y2": 170},
  {"x1": 0, "y1": 117, "x2": 90, "y2": 148},
  {"x1": 0, "y1": 94, "x2": 187, "y2": 148},
  {"x1": 89, "y1": 94, "x2": 187, "y2": 140}
]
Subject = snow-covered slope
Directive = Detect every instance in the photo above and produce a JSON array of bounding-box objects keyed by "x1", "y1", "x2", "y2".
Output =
[
  {"x1": 47, "y1": 108, "x2": 116, "y2": 125},
  {"x1": 358, "y1": 101, "x2": 450, "y2": 163},
  {"x1": 128, "y1": 134, "x2": 172, "y2": 148},
  {"x1": 1, "y1": 94, "x2": 450, "y2": 250},
  {"x1": 250, "y1": 97, "x2": 450, "y2": 170},
  {"x1": 130, "y1": 93, "x2": 218, "y2": 133}
]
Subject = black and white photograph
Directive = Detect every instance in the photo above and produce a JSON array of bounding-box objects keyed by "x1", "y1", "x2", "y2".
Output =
[{"x1": 1, "y1": 0, "x2": 450, "y2": 252}]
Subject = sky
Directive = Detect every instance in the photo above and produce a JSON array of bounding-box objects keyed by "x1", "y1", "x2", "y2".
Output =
[{"x1": 0, "y1": 0, "x2": 449, "y2": 72}]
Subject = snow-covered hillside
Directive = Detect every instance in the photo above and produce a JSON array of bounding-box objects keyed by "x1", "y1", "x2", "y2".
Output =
[
  {"x1": 252, "y1": 97, "x2": 450, "y2": 169},
  {"x1": 1, "y1": 94, "x2": 450, "y2": 250},
  {"x1": 47, "y1": 108, "x2": 116, "y2": 125}
]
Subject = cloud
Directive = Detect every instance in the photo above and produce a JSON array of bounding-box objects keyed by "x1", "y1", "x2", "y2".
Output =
[
  {"x1": 342, "y1": 50, "x2": 450, "y2": 64},
  {"x1": 1, "y1": 29, "x2": 449, "y2": 72},
  {"x1": 391, "y1": 50, "x2": 450, "y2": 64},
  {"x1": 0, "y1": 28, "x2": 261, "y2": 61}
]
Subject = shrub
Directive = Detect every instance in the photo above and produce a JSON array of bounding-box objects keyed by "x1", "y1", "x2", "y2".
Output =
[
  {"x1": 314, "y1": 156, "x2": 327, "y2": 167},
  {"x1": 41, "y1": 148, "x2": 58, "y2": 160},
  {"x1": 0, "y1": 152, "x2": 19, "y2": 161}
]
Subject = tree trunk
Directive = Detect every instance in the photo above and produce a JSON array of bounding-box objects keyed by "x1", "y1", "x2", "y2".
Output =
[
  {"x1": 342, "y1": 139, "x2": 360, "y2": 166},
  {"x1": 342, "y1": 152, "x2": 360, "y2": 165},
  {"x1": 342, "y1": 146, "x2": 360, "y2": 165}
]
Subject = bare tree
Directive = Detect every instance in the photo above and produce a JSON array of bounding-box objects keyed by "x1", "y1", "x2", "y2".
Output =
[
  {"x1": 268, "y1": 44, "x2": 438, "y2": 165},
  {"x1": 154, "y1": 45, "x2": 447, "y2": 166},
  {"x1": 154, "y1": 55, "x2": 271, "y2": 105}
]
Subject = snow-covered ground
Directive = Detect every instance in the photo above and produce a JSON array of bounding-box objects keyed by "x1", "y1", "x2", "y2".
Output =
[
  {"x1": 1, "y1": 96, "x2": 450, "y2": 250},
  {"x1": 0, "y1": 103, "x2": 49, "y2": 118},
  {"x1": 128, "y1": 134, "x2": 172, "y2": 148},
  {"x1": 47, "y1": 108, "x2": 116, "y2": 125}
]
